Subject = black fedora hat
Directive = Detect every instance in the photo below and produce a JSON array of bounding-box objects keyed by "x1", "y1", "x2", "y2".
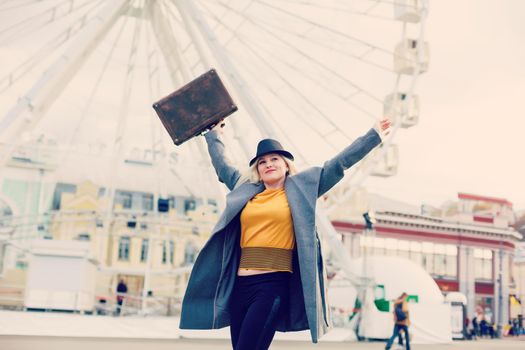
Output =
[{"x1": 249, "y1": 139, "x2": 294, "y2": 166}]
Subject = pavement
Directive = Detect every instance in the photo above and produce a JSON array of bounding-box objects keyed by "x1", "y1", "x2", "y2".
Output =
[{"x1": 0, "y1": 336, "x2": 524, "y2": 350}]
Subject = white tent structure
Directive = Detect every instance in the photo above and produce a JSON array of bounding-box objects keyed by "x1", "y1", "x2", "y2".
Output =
[
  {"x1": 329, "y1": 256, "x2": 452, "y2": 344},
  {"x1": 25, "y1": 240, "x2": 97, "y2": 312}
]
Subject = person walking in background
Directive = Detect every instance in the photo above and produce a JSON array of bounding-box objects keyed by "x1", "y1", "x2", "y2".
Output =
[
  {"x1": 115, "y1": 279, "x2": 128, "y2": 316},
  {"x1": 489, "y1": 322, "x2": 496, "y2": 338},
  {"x1": 464, "y1": 316, "x2": 471, "y2": 340},
  {"x1": 480, "y1": 317, "x2": 488, "y2": 337},
  {"x1": 472, "y1": 315, "x2": 480, "y2": 338},
  {"x1": 385, "y1": 292, "x2": 411, "y2": 350},
  {"x1": 512, "y1": 318, "x2": 520, "y2": 336}
]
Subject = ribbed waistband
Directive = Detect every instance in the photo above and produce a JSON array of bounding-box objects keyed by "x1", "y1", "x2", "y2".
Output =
[{"x1": 239, "y1": 247, "x2": 293, "y2": 272}]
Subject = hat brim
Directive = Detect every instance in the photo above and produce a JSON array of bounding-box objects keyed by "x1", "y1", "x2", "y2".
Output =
[{"x1": 249, "y1": 150, "x2": 294, "y2": 166}]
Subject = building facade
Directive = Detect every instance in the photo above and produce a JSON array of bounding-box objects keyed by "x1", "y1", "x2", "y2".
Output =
[
  {"x1": 331, "y1": 192, "x2": 522, "y2": 328},
  {"x1": 0, "y1": 179, "x2": 217, "y2": 312},
  {"x1": 512, "y1": 242, "x2": 525, "y2": 321}
]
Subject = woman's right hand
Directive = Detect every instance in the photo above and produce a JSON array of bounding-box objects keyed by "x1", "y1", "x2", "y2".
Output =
[
  {"x1": 210, "y1": 119, "x2": 226, "y2": 135},
  {"x1": 375, "y1": 117, "x2": 392, "y2": 141}
]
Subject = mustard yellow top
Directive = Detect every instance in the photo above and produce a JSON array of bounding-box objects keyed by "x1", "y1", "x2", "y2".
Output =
[
  {"x1": 240, "y1": 187, "x2": 295, "y2": 249},
  {"x1": 239, "y1": 187, "x2": 295, "y2": 272}
]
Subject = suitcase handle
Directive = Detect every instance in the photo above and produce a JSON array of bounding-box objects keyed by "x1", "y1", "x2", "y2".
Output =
[{"x1": 199, "y1": 119, "x2": 225, "y2": 136}]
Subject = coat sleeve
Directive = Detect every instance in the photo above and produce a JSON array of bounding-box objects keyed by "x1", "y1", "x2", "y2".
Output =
[
  {"x1": 317, "y1": 128, "x2": 382, "y2": 197},
  {"x1": 204, "y1": 130, "x2": 241, "y2": 191}
]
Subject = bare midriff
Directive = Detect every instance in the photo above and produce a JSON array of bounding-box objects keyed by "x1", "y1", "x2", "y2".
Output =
[{"x1": 237, "y1": 269, "x2": 277, "y2": 276}]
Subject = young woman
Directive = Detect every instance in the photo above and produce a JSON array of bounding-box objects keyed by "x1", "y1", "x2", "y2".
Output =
[{"x1": 180, "y1": 118, "x2": 391, "y2": 349}]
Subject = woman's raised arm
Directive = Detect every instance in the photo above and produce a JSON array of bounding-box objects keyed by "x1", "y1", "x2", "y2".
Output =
[
  {"x1": 317, "y1": 118, "x2": 391, "y2": 197},
  {"x1": 204, "y1": 125, "x2": 241, "y2": 191}
]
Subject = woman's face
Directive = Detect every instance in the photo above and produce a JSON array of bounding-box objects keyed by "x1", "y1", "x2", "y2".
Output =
[{"x1": 257, "y1": 153, "x2": 288, "y2": 186}]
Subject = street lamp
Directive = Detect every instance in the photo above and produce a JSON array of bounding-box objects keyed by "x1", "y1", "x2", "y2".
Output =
[{"x1": 363, "y1": 211, "x2": 376, "y2": 231}]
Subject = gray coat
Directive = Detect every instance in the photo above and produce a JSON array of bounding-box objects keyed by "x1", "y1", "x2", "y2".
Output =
[{"x1": 179, "y1": 128, "x2": 381, "y2": 343}]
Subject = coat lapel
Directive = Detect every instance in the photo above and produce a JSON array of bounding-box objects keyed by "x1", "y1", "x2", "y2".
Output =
[{"x1": 211, "y1": 181, "x2": 264, "y2": 235}]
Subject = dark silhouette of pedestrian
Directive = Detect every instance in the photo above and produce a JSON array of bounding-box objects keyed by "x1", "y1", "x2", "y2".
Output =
[
  {"x1": 116, "y1": 279, "x2": 128, "y2": 316},
  {"x1": 385, "y1": 292, "x2": 411, "y2": 350}
]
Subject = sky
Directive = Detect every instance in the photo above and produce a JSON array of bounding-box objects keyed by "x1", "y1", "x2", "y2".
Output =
[
  {"x1": 0, "y1": 0, "x2": 524, "y2": 211},
  {"x1": 364, "y1": 0, "x2": 525, "y2": 211}
]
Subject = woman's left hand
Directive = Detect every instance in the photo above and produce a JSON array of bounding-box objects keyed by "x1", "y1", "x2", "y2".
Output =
[{"x1": 375, "y1": 117, "x2": 392, "y2": 140}]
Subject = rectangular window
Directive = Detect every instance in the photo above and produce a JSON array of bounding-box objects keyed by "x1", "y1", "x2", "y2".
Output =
[
  {"x1": 77, "y1": 233, "x2": 90, "y2": 241},
  {"x1": 474, "y1": 248, "x2": 493, "y2": 280},
  {"x1": 0, "y1": 243, "x2": 6, "y2": 274},
  {"x1": 434, "y1": 254, "x2": 446, "y2": 276},
  {"x1": 509, "y1": 255, "x2": 515, "y2": 286},
  {"x1": 397, "y1": 240, "x2": 409, "y2": 259},
  {"x1": 421, "y1": 242, "x2": 434, "y2": 274},
  {"x1": 169, "y1": 240, "x2": 175, "y2": 264},
  {"x1": 385, "y1": 238, "x2": 397, "y2": 256},
  {"x1": 445, "y1": 254, "x2": 457, "y2": 277},
  {"x1": 373, "y1": 237, "x2": 386, "y2": 255},
  {"x1": 142, "y1": 193, "x2": 154, "y2": 211},
  {"x1": 168, "y1": 196, "x2": 176, "y2": 209},
  {"x1": 409, "y1": 251, "x2": 422, "y2": 265},
  {"x1": 115, "y1": 191, "x2": 132, "y2": 209},
  {"x1": 474, "y1": 258, "x2": 483, "y2": 279},
  {"x1": 482, "y1": 259, "x2": 492, "y2": 280},
  {"x1": 484, "y1": 250, "x2": 493, "y2": 280},
  {"x1": 162, "y1": 241, "x2": 167, "y2": 264},
  {"x1": 423, "y1": 253, "x2": 434, "y2": 274},
  {"x1": 118, "y1": 236, "x2": 131, "y2": 261},
  {"x1": 445, "y1": 245, "x2": 458, "y2": 278},
  {"x1": 433, "y1": 244, "x2": 446, "y2": 276},
  {"x1": 140, "y1": 239, "x2": 149, "y2": 262},
  {"x1": 409, "y1": 241, "x2": 422, "y2": 265},
  {"x1": 184, "y1": 199, "x2": 196, "y2": 213},
  {"x1": 359, "y1": 235, "x2": 373, "y2": 256},
  {"x1": 52, "y1": 183, "x2": 77, "y2": 210}
]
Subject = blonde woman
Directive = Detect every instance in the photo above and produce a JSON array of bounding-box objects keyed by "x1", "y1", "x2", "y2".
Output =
[{"x1": 180, "y1": 118, "x2": 391, "y2": 349}]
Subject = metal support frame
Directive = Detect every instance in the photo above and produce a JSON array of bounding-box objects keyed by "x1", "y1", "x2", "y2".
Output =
[
  {"x1": 0, "y1": 0, "x2": 130, "y2": 167},
  {"x1": 0, "y1": 3, "x2": 130, "y2": 248},
  {"x1": 174, "y1": 0, "x2": 282, "y2": 148},
  {"x1": 142, "y1": 0, "x2": 193, "y2": 314},
  {"x1": 325, "y1": 0, "x2": 429, "y2": 215},
  {"x1": 149, "y1": 0, "x2": 220, "y2": 197}
]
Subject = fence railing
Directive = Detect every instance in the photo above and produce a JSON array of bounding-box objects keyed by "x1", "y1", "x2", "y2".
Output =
[{"x1": 0, "y1": 286, "x2": 182, "y2": 316}]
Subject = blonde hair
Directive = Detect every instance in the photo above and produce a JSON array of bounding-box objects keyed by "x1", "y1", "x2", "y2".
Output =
[{"x1": 234, "y1": 154, "x2": 297, "y2": 189}]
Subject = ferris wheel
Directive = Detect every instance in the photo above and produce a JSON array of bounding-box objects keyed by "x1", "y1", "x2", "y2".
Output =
[
  {"x1": 0, "y1": 0, "x2": 429, "y2": 282},
  {"x1": 0, "y1": 0, "x2": 428, "y2": 194}
]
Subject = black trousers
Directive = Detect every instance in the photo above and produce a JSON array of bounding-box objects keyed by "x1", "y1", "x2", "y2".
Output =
[{"x1": 230, "y1": 272, "x2": 290, "y2": 350}]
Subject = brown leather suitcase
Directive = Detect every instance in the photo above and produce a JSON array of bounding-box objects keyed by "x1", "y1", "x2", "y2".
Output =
[{"x1": 152, "y1": 69, "x2": 237, "y2": 145}]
